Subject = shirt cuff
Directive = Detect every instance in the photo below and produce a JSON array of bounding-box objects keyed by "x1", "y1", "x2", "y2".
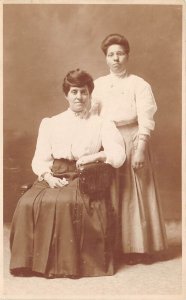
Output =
[
  {"x1": 38, "y1": 171, "x2": 53, "y2": 181},
  {"x1": 138, "y1": 127, "x2": 151, "y2": 136}
]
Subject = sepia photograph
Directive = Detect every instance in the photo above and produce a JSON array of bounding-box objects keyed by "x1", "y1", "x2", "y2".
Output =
[{"x1": 1, "y1": 0, "x2": 185, "y2": 299}]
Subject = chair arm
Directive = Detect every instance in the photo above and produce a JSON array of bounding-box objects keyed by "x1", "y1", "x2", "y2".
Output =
[{"x1": 20, "y1": 183, "x2": 33, "y2": 195}]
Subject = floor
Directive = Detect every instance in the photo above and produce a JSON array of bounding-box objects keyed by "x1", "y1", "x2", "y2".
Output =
[{"x1": 2, "y1": 221, "x2": 183, "y2": 300}]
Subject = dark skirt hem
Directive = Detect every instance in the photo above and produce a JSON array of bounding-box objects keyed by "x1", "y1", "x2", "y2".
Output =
[{"x1": 10, "y1": 267, "x2": 115, "y2": 279}]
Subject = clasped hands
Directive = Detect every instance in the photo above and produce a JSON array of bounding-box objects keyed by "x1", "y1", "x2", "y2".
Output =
[
  {"x1": 44, "y1": 153, "x2": 102, "y2": 188},
  {"x1": 43, "y1": 173, "x2": 69, "y2": 189}
]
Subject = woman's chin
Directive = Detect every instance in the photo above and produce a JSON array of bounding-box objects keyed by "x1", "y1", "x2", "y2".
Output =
[
  {"x1": 112, "y1": 68, "x2": 123, "y2": 74},
  {"x1": 70, "y1": 107, "x2": 84, "y2": 113},
  {"x1": 75, "y1": 109, "x2": 84, "y2": 113}
]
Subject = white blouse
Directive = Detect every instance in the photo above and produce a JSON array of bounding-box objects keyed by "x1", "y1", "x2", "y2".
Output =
[
  {"x1": 32, "y1": 109, "x2": 126, "y2": 177},
  {"x1": 92, "y1": 72, "x2": 157, "y2": 136}
]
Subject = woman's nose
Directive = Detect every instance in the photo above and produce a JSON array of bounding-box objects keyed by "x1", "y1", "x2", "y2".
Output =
[
  {"x1": 113, "y1": 54, "x2": 119, "y2": 61},
  {"x1": 76, "y1": 91, "x2": 82, "y2": 99}
]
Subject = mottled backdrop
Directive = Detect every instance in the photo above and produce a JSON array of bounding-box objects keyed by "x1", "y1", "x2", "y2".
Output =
[{"x1": 3, "y1": 4, "x2": 182, "y2": 222}]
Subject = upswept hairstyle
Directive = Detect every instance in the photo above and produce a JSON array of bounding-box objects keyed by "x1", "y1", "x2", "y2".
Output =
[
  {"x1": 62, "y1": 69, "x2": 94, "y2": 96},
  {"x1": 101, "y1": 33, "x2": 130, "y2": 55}
]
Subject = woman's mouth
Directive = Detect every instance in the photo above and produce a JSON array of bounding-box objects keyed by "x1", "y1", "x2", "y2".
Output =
[
  {"x1": 113, "y1": 63, "x2": 120, "y2": 67},
  {"x1": 74, "y1": 101, "x2": 83, "y2": 104}
]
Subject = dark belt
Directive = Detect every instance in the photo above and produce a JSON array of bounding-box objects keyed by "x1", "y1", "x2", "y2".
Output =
[{"x1": 52, "y1": 158, "x2": 78, "y2": 181}]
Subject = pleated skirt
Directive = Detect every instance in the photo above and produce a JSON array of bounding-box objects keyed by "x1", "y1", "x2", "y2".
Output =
[
  {"x1": 10, "y1": 159, "x2": 115, "y2": 278},
  {"x1": 117, "y1": 123, "x2": 168, "y2": 254}
]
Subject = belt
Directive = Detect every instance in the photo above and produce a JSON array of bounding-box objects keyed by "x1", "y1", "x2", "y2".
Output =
[{"x1": 114, "y1": 117, "x2": 138, "y2": 127}]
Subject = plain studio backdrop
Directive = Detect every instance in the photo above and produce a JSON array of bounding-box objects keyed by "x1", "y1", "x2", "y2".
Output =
[{"x1": 3, "y1": 4, "x2": 182, "y2": 223}]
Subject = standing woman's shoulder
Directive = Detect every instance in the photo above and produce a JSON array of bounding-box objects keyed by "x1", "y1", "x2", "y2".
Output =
[
  {"x1": 94, "y1": 74, "x2": 111, "y2": 86},
  {"x1": 128, "y1": 73, "x2": 152, "y2": 89}
]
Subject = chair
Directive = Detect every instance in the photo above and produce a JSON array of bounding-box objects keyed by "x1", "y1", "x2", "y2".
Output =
[{"x1": 20, "y1": 183, "x2": 33, "y2": 195}]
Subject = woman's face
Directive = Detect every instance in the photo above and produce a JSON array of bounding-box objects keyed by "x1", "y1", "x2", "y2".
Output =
[
  {"x1": 66, "y1": 86, "x2": 90, "y2": 113},
  {"x1": 106, "y1": 44, "x2": 128, "y2": 74}
]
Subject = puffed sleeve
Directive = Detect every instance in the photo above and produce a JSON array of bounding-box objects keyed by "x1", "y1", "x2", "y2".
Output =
[
  {"x1": 92, "y1": 78, "x2": 101, "y2": 105},
  {"x1": 101, "y1": 120, "x2": 126, "y2": 168},
  {"x1": 135, "y1": 80, "x2": 157, "y2": 135},
  {"x1": 91, "y1": 79, "x2": 103, "y2": 115},
  {"x1": 31, "y1": 118, "x2": 54, "y2": 178}
]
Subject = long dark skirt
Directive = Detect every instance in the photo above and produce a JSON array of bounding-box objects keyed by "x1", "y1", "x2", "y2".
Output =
[{"x1": 10, "y1": 159, "x2": 115, "y2": 278}]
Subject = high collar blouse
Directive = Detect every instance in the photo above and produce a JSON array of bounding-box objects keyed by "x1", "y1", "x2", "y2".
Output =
[
  {"x1": 32, "y1": 109, "x2": 126, "y2": 177},
  {"x1": 92, "y1": 72, "x2": 157, "y2": 136}
]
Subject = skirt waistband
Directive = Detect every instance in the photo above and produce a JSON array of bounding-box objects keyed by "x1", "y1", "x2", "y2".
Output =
[{"x1": 114, "y1": 117, "x2": 138, "y2": 127}]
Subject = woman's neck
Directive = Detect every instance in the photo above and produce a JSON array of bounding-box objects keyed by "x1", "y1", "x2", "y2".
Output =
[
  {"x1": 68, "y1": 108, "x2": 84, "y2": 118},
  {"x1": 110, "y1": 69, "x2": 127, "y2": 78}
]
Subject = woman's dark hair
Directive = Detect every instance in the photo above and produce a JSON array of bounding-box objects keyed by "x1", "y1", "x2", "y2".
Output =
[
  {"x1": 63, "y1": 69, "x2": 94, "y2": 96},
  {"x1": 101, "y1": 33, "x2": 130, "y2": 55}
]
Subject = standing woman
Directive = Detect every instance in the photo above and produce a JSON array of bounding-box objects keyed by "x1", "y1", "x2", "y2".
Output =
[{"x1": 92, "y1": 33, "x2": 168, "y2": 264}]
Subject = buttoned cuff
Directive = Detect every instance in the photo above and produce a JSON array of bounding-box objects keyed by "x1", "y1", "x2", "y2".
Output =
[{"x1": 138, "y1": 127, "x2": 151, "y2": 136}]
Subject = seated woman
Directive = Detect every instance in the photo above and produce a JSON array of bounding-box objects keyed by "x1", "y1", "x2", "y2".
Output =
[{"x1": 9, "y1": 69, "x2": 126, "y2": 279}]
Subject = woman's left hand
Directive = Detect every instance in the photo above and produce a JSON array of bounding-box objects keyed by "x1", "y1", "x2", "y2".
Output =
[
  {"x1": 132, "y1": 148, "x2": 146, "y2": 170},
  {"x1": 76, "y1": 151, "x2": 106, "y2": 169},
  {"x1": 76, "y1": 155, "x2": 96, "y2": 168}
]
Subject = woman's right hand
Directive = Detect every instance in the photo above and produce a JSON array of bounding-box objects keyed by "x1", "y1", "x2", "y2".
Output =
[
  {"x1": 44, "y1": 173, "x2": 68, "y2": 188},
  {"x1": 132, "y1": 148, "x2": 146, "y2": 170}
]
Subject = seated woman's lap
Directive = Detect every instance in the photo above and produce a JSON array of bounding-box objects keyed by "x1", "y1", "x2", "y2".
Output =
[{"x1": 10, "y1": 177, "x2": 114, "y2": 276}]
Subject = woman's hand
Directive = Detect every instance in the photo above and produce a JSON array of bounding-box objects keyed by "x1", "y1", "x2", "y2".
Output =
[
  {"x1": 132, "y1": 148, "x2": 146, "y2": 170},
  {"x1": 76, "y1": 155, "x2": 96, "y2": 168},
  {"x1": 132, "y1": 135, "x2": 148, "y2": 170},
  {"x1": 44, "y1": 173, "x2": 69, "y2": 188},
  {"x1": 76, "y1": 151, "x2": 106, "y2": 169}
]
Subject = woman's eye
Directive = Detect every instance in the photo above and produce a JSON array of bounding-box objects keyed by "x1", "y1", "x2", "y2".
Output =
[
  {"x1": 82, "y1": 91, "x2": 88, "y2": 95},
  {"x1": 107, "y1": 52, "x2": 125, "y2": 57},
  {"x1": 71, "y1": 90, "x2": 77, "y2": 94},
  {"x1": 117, "y1": 52, "x2": 125, "y2": 56}
]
